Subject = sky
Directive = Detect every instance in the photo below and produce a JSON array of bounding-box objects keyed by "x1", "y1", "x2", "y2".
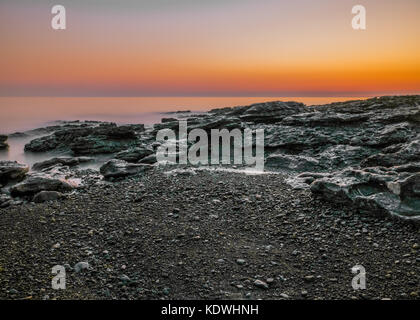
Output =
[{"x1": 0, "y1": 0, "x2": 419, "y2": 97}]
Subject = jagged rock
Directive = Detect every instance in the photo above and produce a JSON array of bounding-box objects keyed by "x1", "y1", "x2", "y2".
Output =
[
  {"x1": 0, "y1": 161, "x2": 29, "y2": 184},
  {"x1": 32, "y1": 191, "x2": 65, "y2": 203},
  {"x1": 310, "y1": 169, "x2": 420, "y2": 222},
  {"x1": 10, "y1": 173, "x2": 76, "y2": 197},
  {"x1": 32, "y1": 157, "x2": 93, "y2": 171},
  {"x1": 0, "y1": 135, "x2": 8, "y2": 150},
  {"x1": 115, "y1": 147, "x2": 154, "y2": 163},
  {"x1": 361, "y1": 139, "x2": 420, "y2": 168},
  {"x1": 100, "y1": 159, "x2": 153, "y2": 179}
]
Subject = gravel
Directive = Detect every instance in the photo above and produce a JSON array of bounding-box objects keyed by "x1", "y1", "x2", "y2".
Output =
[{"x1": 0, "y1": 168, "x2": 418, "y2": 300}]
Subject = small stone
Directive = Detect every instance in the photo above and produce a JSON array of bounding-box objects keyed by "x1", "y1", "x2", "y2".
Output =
[
  {"x1": 254, "y1": 280, "x2": 268, "y2": 289},
  {"x1": 236, "y1": 259, "x2": 246, "y2": 265},
  {"x1": 304, "y1": 275, "x2": 315, "y2": 282},
  {"x1": 280, "y1": 293, "x2": 289, "y2": 299},
  {"x1": 301, "y1": 290, "x2": 308, "y2": 297},
  {"x1": 74, "y1": 261, "x2": 89, "y2": 273}
]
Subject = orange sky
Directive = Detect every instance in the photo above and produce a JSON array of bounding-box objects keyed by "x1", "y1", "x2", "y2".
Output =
[{"x1": 0, "y1": 0, "x2": 419, "y2": 96}]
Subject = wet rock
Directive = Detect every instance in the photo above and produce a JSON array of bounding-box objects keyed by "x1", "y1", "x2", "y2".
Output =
[
  {"x1": 115, "y1": 147, "x2": 154, "y2": 163},
  {"x1": 0, "y1": 161, "x2": 29, "y2": 184},
  {"x1": 32, "y1": 157, "x2": 93, "y2": 171},
  {"x1": 10, "y1": 173, "x2": 75, "y2": 197},
  {"x1": 32, "y1": 191, "x2": 64, "y2": 203},
  {"x1": 100, "y1": 159, "x2": 153, "y2": 179}
]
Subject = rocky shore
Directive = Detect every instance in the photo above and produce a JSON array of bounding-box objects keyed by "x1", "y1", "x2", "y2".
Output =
[{"x1": 0, "y1": 96, "x2": 419, "y2": 300}]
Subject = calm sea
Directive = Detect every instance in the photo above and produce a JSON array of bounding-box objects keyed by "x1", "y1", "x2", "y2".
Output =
[{"x1": 0, "y1": 97, "x2": 369, "y2": 134}]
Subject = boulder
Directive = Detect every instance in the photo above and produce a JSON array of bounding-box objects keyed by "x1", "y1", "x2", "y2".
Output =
[
  {"x1": 0, "y1": 161, "x2": 29, "y2": 184},
  {"x1": 0, "y1": 135, "x2": 8, "y2": 150},
  {"x1": 32, "y1": 191, "x2": 64, "y2": 203},
  {"x1": 10, "y1": 173, "x2": 75, "y2": 197},
  {"x1": 100, "y1": 159, "x2": 153, "y2": 179}
]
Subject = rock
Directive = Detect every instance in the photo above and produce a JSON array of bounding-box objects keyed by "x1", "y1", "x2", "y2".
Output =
[
  {"x1": 236, "y1": 259, "x2": 246, "y2": 265},
  {"x1": 265, "y1": 153, "x2": 321, "y2": 172},
  {"x1": 254, "y1": 280, "x2": 269, "y2": 289},
  {"x1": 138, "y1": 154, "x2": 157, "y2": 164},
  {"x1": 100, "y1": 159, "x2": 153, "y2": 179},
  {"x1": 25, "y1": 123, "x2": 142, "y2": 155},
  {"x1": 10, "y1": 173, "x2": 75, "y2": 197},
  {"x1": 115, "y1": 147, "x2": 154, "y2": 163},
  {"x1": 0, "y1": 161, "x2": 29, "y2": 184},
  {"x1": 310, "y1": 169, "x2": 420, "y2": 223},
  {"x1": 0, "y1": 194, "x2": 12, "y2": 208},
  {"x1": 32, "y1": 191, "x2": 64, "y2": 203},
  {"x1": 32, "y1": 157, "x2": 93, "y2": 171},
  {"x1": 0, "y1": 135, "x2": 8, "y2": 150},
  {"x1": 74, "y1": 262, "x2": 90, "y2": 273}
]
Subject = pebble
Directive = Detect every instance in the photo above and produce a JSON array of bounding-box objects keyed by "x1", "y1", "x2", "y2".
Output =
[
  {"x1": 74, "y1": 262, "x2": 89, "y2": 273},
  {"x1": 253, "y1": 280, "x2": 269, "y2": 289}
]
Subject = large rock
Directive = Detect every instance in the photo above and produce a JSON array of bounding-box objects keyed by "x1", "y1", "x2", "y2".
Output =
[
  {"x1": 0, "y1": 161, "x2": 29, "y2": 184},
  {"x1": 310, "y1": 169, "x2": 420, "y2": 222},
  {"x1": 10, "y1": 173, "x2": 76, "y2": 197},
  {"x1": 25, "y1": 123, "x2": 142, "y2": 154},
  {"x1": 32, "y1": 191, "x2": 65, "y2": 203},
  {"x1": 100, "y1": 159, "x2": 153, "y2": 179},
  {"x1": 32, "y1": 157, "x2": 93, "y2": 171},
  {"x1": 0, "y1": 135, "x2": 8, "y2": 150},
  {"x1": 115, "y1": 147, "x2": 154, "y2": 163}
]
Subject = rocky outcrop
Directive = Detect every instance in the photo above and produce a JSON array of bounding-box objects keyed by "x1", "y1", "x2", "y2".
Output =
[
  {"x1": 10, "y1": 173, "x2": 76, "y2": 197},
  {"x1": 198, "y1": 95, "x2": 420, "y2": 222},
  {"x1": 32, "y1": 157, "x2": 93, "y2": 171},
  {"x1": 310, "y1": 169, "x2": 420, "y2": 222},
  {"x1": 25, "y1": 123, "x2": 143, "y2": 155},
  {"x1": 100, "y1": 159, "x2": 153, "y2": 179},
  {"x1": 0, "y1": 135, "x2": 8, "y2": 150},
  {"x1": 0, "y1": 161, "x2": 29, "y2": 185}
]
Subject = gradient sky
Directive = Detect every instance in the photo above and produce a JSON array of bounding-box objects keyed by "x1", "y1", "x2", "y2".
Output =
[{"x1": 0, "y1": 0, "x2": 419, "y2": 97}]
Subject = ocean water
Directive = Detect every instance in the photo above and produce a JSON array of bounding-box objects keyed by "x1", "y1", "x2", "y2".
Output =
[{"x1": 0, "y1": 96, "x2": 367, "y2": 167}]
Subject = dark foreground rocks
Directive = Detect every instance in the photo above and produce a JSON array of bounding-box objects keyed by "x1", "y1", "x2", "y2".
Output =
[{"x1": 0, "y1": 170, "x2": 418, "y2": 300}]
